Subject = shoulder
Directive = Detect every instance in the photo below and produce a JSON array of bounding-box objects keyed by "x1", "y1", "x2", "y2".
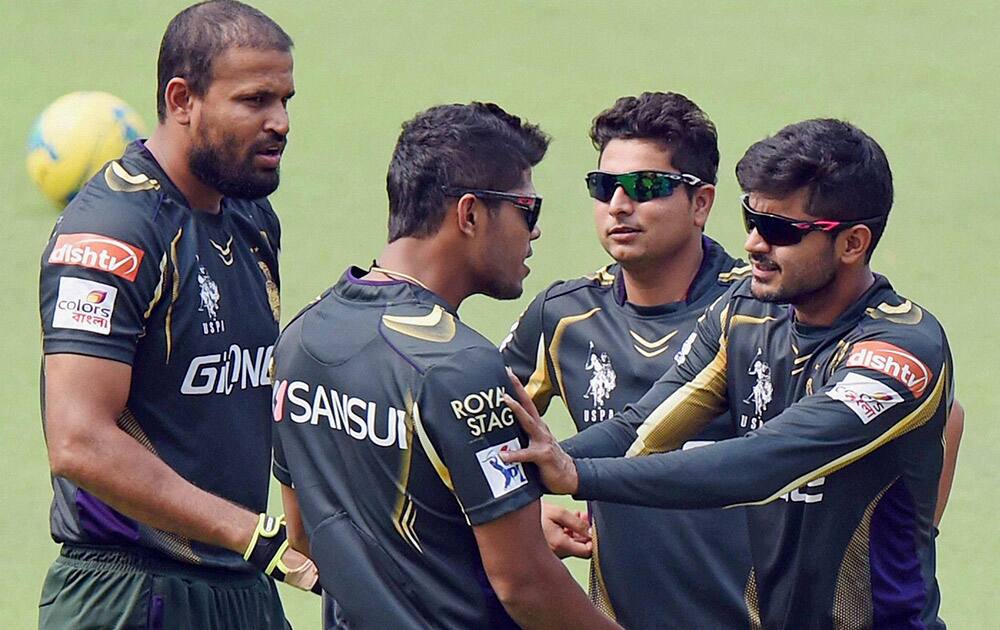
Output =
[
  {"x1": 379, "y1": 302, "x2": 503, "y2": 376},
  {"x1": 526, "y1": 264, "x2": 617, "y2": 322},
  {"x1": 849, "y1": 293, "x2": 949, "y2": 368},
  {"x1": 229, "y1": 197, "x2": 281, "y2": 245}
]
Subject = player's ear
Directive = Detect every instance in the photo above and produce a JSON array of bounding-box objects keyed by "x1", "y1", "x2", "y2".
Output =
[
  {"x1": 455, "y1": 193, "x2": 479, "y2": 237},
  {"x1": 838, "y1": 224, "x2": 872, "y2": 265},
  {"x1": 691, "y1": 184, "x2": 715, "y2": 229},
  {"x1": 163, "y1": 77, "x2": 196, "y2": 126}
]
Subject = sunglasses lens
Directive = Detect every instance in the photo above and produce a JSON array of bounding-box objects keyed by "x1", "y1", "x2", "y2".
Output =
[
  {"x1": 744, "y1": 208, "x2": 802, "y2": 246},
  {"x1": 633, "y1": 172, "x2": 677, "y2": 202},
  {"x1": 586, "y1": 173, "x2": 615, "y2": 202}
]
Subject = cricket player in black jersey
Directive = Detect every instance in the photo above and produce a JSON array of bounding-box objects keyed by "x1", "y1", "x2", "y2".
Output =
[
  {"x1": 504, "y1": 119, "x2": 956, "y2": 628},
  {"x1": 501, "y1": 92, "x2": 754, "y2": 628},
  {"x1": 38, "y1": 3, "x2": 317, "y2": 628},
  {"x1": 272, "y1": 103, "x2": 618, "y2": 630}
]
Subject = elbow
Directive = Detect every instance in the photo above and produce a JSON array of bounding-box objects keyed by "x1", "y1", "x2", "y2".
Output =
[
  {"x1": 46, "y1": 424, "x2": 96, "y2": 482},
  {"x1": 487, "y1": 563, "x2": 547, "y2": 614}
]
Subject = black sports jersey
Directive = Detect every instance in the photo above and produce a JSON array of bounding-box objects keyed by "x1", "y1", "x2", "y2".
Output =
[
  {"x1": 564, "y1": 275, "x2": 952, "y2": 629},
  {"x1": 501, "y1": 237, "x2": 754, "y2": 628},
  {"x1": 39, "y1": 141, "x2": 281, "y2": 570},
  {"x1": 271, "y1": 268, "x2": 542, "y2": 630}
]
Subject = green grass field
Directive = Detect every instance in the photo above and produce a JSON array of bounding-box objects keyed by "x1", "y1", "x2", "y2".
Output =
[{"x1": 3, "y1": 1, "x2": 998, "y2": 627}]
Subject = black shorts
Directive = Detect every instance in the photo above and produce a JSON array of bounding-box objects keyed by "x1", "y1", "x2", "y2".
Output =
[{"x1": 39, "y1": 545, "x2": 289, "y2": 630}]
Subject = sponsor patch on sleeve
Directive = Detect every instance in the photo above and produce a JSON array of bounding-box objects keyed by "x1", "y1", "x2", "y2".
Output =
[
  {"x1": 48, "y1": 233, "x2": 145, "y2": 282},
  {"x1": 825, "y1": 372, "x2": 904, "y2": 423},
  {"x1": 844, "y1": 340, "x2": 932, "y2": 397},
  {"x1": 52, "y1": 277, "x2": 118, "y2": 335},
  {"x1": 476, "y1": 438, "x2": 528, "y2": 498}
]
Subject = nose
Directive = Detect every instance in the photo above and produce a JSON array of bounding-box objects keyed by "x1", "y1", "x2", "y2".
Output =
[
  {"x1": 607, "y1": 186, "x2": 634, "y2": 216},
  {"x1": 265, "y1": 102, "x2": 290, "y2": 137},
  {"x1": 530, "y1": 224, "x2": 541, "y2": 241},
  {"x1": 744, "y1": 228, "x2": 771, "y2": 255}
]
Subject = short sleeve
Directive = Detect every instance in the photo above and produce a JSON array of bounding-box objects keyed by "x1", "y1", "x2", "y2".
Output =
[
  {"x1": 272, "y1": 424, "x2": 293, "y2": 487},
  {"x1": 39, "y1": 196, "x2": 166, "y2": 365},
  {"x1": 416, "y1": 346, "x2": 542, "y2": 526}
]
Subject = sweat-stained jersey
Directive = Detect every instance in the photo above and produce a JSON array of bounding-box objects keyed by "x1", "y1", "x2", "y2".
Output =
[
  {"x1": 564, "y1": 275, "x2": 953, "y2": 629},
  {"x1": 271, "y1": 268, "x2": 542, "y2": 630},
  {"x1": 39, "y1": 141, "x2": 282, "y2": 571},
  {"x1": 501, "y1": 236, "x2": 755, "y2": 628}
]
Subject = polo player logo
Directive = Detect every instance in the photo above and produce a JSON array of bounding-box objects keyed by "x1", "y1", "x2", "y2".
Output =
[
  {"x1": 584, "y1": 341, "x2": 617, "y2": 407},
  {"x1": 743, "y1": 347, "x2": 772, "y2": 416},
  {"x1": 197, "y1": 261, "x2": 221, "y2": 321}
]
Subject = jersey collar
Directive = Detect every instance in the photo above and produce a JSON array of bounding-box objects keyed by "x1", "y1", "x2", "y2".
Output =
[{"x1": 337, "y1": 266, "x2": 459, "y2": 317}]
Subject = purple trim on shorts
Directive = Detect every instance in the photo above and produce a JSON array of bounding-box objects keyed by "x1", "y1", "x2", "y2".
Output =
[
  {"x1": 75, "y1": 489, "x2": 140, "y2": 543},
  {"x1": 869, "y1": 480, "x2": 926, "y2": 629},
  {"x1": 148, "y1": 594, "x2": 164, "y2": 630}
]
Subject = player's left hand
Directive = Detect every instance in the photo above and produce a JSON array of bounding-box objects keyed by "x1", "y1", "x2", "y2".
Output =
[
  {"x1": 501, "y1": 369, "x2": 580, "y2": 495},
  {"x1": 542, "y1": 502, "x2": 592, "y2": 559}
]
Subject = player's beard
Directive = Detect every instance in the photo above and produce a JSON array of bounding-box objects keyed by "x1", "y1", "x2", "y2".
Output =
[
  {"x1": 189, "y1": 131, "x2": 282, "y2": 200},
  {"x1": 749, "y1": 249, "x2": 837, "y2": 305}
]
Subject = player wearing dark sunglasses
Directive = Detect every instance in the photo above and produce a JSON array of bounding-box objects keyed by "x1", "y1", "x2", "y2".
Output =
[
  {"x1": 504, "y1": 118, "x2": 963, "y2": 629},
  {"x1": 502, "y1": 92, "x2": 754, "y2": 629}
]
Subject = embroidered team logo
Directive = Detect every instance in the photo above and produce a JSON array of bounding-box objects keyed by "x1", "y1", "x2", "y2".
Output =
[
  {"x1": 197, "y1": 260, "x2": 221, "y2": 322},
  {"x1": 743, "y1": 348, "x2": 773, "y2": 417},
  {"x1": 476, "y1": 439, "x2": 528, "y2": 498},
  {"x1": 584, "y1": 341, "x2": 617, "y2": 408}
]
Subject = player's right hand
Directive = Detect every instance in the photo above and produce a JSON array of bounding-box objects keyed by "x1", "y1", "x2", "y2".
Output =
[
  {"x1": 501, "y1": 369, "x2": 580, "y2": 495},
  {"x1": 542, "y1": 502, "x2": 592, "y2": 559},
  {"x1": 244, "y1": 514, "x2": 322, "y2": 594}
]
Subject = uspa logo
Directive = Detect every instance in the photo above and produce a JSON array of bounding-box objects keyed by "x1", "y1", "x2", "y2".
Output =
[
  {"x1": 476, "y1": 438, "x2": 528, "y2": 498},
  {"x1": 52, "y1": 277, "x2": 117, "y2": 335},
  {"x1": 48, "y1": 232, "x2": 145, "y2": 282}
]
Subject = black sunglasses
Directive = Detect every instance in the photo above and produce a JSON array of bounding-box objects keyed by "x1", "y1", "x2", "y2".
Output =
[
  {"x1": 441, "y1": 186, "x2": 543, "y2": 231},
  {"x1": 586, "y1": 170, "x2": 705, "y2": 203},
  {"x1": 741, "y1": 194, "x2": 884, "y2": 246}
]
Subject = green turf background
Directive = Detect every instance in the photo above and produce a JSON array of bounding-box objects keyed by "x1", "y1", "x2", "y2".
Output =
[{"x1": 3, "y1": 1, "x2": 997, "y2": 627}]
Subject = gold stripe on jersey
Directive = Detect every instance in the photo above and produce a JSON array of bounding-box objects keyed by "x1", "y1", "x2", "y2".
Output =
[
  {"x1": 142, "y1": 252, "x2": 168, "y2": 320},
  {"x1": 410, "y1": 400, "x2": 454, "y2": 492},
  {"x1": 744, "y1": 568, "x2": 762, "y2": 630},
  {"x1": 832, "y1": 479, "x2": 894, "y2": 626},
  {"x1": 865, "y1": 300, "x2": 923, "y2": 325},
  {"x1": 164, "y1": 227, "x2": 183, "y2": 363},
  {"x1": 587, "y1": 522, "x2": 617, "y2": 621},
  {"x1": 382, "y1": 305, "x2": 456, "y2": 343},
  {"x1": 104, "y1": 160, "x2": 160, "y2": 193},
  {"x1": 728, "y1": 314, "x2": 778, "y2": 328},
  {"x1": 525, "y1": 335, "x2": 554, "y2": 411},
  {"x1": 732, "y1": 362, "x2": 947, "y2": 508},
  {"x1": 586, "y1": 265, "x2": 615, "y2": 287},
  {"x1": 626, "y1": 341, "x2": 728, "y2": 456},
  {"x1": 549, "y1": 308, "x2": 602, "y2": 403},
  {"x1": 117, "y1": 408, "x2": 200, "y2": 562},
  {"x1": 718, "y1": 263, "x2": 752, "y2": 283},
  {"x1": 630, "y1": 329, "x2": 677, "y2": 357},
  {"x1": 392, "y1": 400, "x2": 422, "y2": 553}
]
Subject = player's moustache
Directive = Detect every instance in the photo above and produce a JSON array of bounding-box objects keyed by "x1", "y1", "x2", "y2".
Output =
[
  {"x1": 253, "y1": 132, "x2": 286, "y2": 154},
  {"x1": 750, "y1": 253, "x2": 780, "y2": 271}
]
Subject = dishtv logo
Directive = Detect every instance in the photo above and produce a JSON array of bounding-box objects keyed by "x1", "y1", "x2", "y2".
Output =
[
  {"x1": 49, "y1": 233, "x2": 145, "y2": 282},
  {"x1": 845, "y1": 341, "x2": 932, "y2": 397}
]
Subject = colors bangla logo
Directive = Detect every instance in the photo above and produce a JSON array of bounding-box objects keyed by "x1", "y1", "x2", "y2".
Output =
[
  {"x1": 86, "y1": 290, "x2": 107, "y2": 303},
  {"x1": 48, "y1": 233, "x2": 144, "y2": 282}
]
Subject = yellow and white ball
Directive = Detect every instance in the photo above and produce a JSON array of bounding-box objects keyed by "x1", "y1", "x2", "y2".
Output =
[{"x1": 27, "y1": 91, "x2": 146, "y2": 207}]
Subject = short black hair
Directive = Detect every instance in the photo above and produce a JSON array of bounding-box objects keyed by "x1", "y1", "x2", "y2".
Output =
[
  {"x1": 590, "y1": 92, "x2": 720, "y2": 191},
  {"x1": 156, "y1": 0, "x2": 293, "y2": 122},
  {"x1": 736, "y1": 119, "x2": 893, "y2": 259},
  {"x1": 386, "y1": 102, "x2": 550, "y2": 242}
]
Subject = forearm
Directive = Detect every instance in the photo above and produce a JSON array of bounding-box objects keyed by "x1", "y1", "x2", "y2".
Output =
[
  {"x1": 561, "y1": 408, "x2": 640, "y2": 458},
  {"x1": 498, "y1": 553, "x2": 617, "y2": 629},
  {"x1": 51, "y1": 424, "x2": 257, "y2": 553}
]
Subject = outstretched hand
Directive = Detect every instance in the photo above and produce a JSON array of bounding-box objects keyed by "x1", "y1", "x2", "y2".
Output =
[{"x1": 500, "y1": 369, "x2": 580, "y2": 495}]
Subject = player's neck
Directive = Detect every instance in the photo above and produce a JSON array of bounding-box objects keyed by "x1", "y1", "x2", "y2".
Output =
[
  {"x1": 145, "y1": 129, "x2": 223, "y2": 214},
  {"x1": 619, "y1": 236, "x2": 704, "y2": 307},
  {"x1": 793, "y1": 266, "x2": 876, "y2": 327},
  {"x1": 368, "y1": 238, "x2": 470, "y2": 310}
]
